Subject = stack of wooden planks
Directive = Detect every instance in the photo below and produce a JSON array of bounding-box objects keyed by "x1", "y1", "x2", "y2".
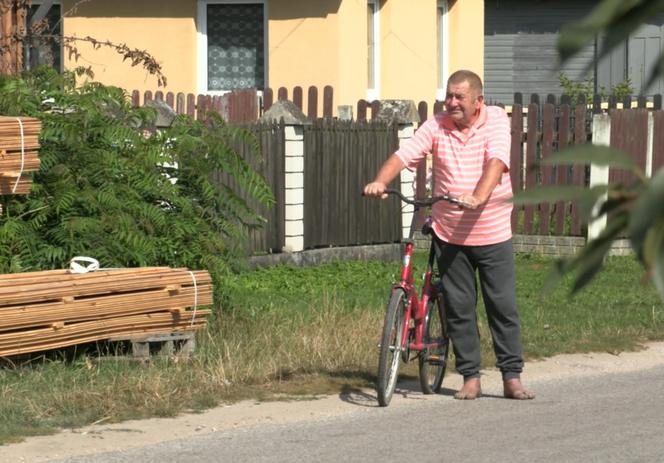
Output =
[
  {"x1": 0, "y1": 116, "x2": 41, "y2": 196},
  {"x1": 0, "y1": 267, "x2": 213, "y2": 357}
]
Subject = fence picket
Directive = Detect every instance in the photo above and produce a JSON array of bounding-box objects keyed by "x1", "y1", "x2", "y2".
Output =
[
  {"x1": 323, "y1": 86, "x2": 334, "y2": 119},
  {"x1": 186, "y1": 94, "x2": 195, "y2": 117},
  {"x1": 263, "y1": 87, "x2": 274, "y2": 112},
  {"x1": 524, "y1": 103, "x2": 539, "y2": 234},
  {"x1": 166, "y1": 92, "x2": 175, "y2": 109},
  {"x1": 370, "y1": 101, "x2": 381, "y2": 120},
  {"x1": 176, "y1": 92, "x2": 185, "y2": 114},
  {"x1": 539, "y1": 103, "x2": 554, "y2": 235},
  {"x1": 510, "y1": 104, "x2": 523, "y2": 233},
  {"x1": 555, "y1": 104, "x2": 570, "y2": 235},
  {"x1": 131, "y1": 90, "x2": 140, "y2": 107},
  {"x1": 307, "y1": 86, "x2": 318, "y2": 120},
  {"x1": 293, "y1": 86, "x2": 303, "y2": 111}
]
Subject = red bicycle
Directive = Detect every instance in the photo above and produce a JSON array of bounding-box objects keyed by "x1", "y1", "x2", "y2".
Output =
[{"x1": 372, "y1": 188, "x2": 459, "y2": 406}]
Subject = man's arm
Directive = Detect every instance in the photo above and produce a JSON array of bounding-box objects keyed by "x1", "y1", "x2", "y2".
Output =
[
  {"x1": 363, "y1": 154, "x2": 406, "y2": 198},
  {"x1": 458, "y1": 158, "x2": 506, "y2": 209}
]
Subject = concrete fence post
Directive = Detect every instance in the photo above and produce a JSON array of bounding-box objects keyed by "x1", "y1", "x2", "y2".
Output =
[
  {"x1": 375, "y1": 100, "x2": 420, "y2": 239},
  {"x1": 283, "y1": 125, "x2": 305, "y2": 252},
  {"x1": 260, "y1": 101, "x2": 311, "y2": 252},
  {"x1": 588, "y1": 114, "x2": 611, "y2": 241}
]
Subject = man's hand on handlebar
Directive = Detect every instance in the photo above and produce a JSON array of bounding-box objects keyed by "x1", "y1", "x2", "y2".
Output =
[
  {"x1": 456, "y1": 193, "x2": 483, "y2": 210},
  {"x1": 363, "y1": 182, "x2": 388, "y2": 199}
]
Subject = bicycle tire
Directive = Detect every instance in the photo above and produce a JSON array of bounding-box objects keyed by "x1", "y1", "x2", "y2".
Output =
[
  {"x1": 418, "y1": 294, "x2": 449, "y2": 394},
  {"x1": 377, "y1": 289, "x2": 408, "y2": 407}
]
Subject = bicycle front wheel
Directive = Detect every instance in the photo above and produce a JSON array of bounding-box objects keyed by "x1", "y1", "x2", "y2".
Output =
[
  {"x1": 377, "y1": 289, "x2": 408, "y2": 407},
  {"x1": 418, "y1": 294, "x2": 449, "y2": 394}
]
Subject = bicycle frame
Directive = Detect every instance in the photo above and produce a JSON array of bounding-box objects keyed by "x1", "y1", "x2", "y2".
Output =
[{"x1": 394, "y1": 236, "x2": 440, "y2": 356}]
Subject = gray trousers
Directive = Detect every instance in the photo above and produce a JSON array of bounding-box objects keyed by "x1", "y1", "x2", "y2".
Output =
[{"x1": 433, "y1": 237, "x2": 524, "y2": 380}]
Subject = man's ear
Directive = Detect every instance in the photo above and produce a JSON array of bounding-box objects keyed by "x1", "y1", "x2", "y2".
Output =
[{"x1": 476, "y1": 94, "x2": 484, "y2": 104}]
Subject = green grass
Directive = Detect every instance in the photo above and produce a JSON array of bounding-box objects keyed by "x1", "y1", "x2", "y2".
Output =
[{"x1": 0, "y1": 254, "x2": 662, "y2": 444}]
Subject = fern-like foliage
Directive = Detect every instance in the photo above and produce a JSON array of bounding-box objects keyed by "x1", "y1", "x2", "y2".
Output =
[{"x1": 0, "y1": 67, "x2": 274, "y2": 294}]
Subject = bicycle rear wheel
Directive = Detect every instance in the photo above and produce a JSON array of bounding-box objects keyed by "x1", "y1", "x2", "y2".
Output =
[
  {"x1": 418, "y1": 293, "x2": 449, "y2": 394},
  {"x1": 377, "y1": 289, "x2": 408, "y2": 407}
]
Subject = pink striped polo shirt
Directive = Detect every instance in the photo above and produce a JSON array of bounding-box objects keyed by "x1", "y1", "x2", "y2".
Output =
[{"x1": 395, "y1": 104, "x2": 513, "y2": 246}]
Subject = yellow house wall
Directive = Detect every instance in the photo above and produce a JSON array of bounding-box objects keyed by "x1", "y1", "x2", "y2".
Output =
[
  {"x1": 61, "y1": 0, "x2": 198, "y2": 93},
  {"x1": 266, "y1": 0, "x2": 341, "y2": 107},
  {"x1": 379, "y1": 0, "x2": 439, "y2": 103},
  {"x1": 447, "y1": 0, "x2": 484, "y2": 79},
  {"x1": 59, "y1": 0, "x2": 484, "y2": 110}
]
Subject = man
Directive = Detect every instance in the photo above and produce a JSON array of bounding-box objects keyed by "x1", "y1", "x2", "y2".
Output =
[{"x1": 364, "y1": 69, "x2": 534, "y2": 400}]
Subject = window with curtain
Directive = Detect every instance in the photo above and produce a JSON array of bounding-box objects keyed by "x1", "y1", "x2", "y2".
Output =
[{"x1": 207, "y1": 3, "x2": 265, "y2": 91}]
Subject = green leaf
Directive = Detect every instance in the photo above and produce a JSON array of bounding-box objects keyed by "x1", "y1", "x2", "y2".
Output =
[
  {"x1": 628, "y1": 167, "x2": 664, "y2": 260},
  {"x1": 539, "y1": 145, "x2": 639, "y2": 172},
  {"x1": 571, "y1": 211, "x2": 629, "y2": 293}
]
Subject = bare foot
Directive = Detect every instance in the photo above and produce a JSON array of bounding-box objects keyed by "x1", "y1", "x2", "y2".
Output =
[
  {"x1": 454, "y1": 377, "x2": 482, "y2": 400},
  {"x1": 503, "y1": 378, "x2": 535, "y2": 400}
]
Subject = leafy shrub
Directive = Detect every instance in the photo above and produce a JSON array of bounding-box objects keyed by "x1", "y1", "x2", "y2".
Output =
[
  {"x1": 558, "y1": 72, "x2": 634, "y2": 105},
  {"x1": 0, "y1": 67, "x2": 273, "y2": 290}
]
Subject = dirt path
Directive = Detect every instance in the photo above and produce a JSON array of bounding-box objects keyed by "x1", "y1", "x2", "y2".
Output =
[{"x1": 5, "y1": 342, "x2": 664, "y2": 463}]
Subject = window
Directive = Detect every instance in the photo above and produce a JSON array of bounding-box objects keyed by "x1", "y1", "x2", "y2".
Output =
[
  {"x1": 367, "y1": 0, "x2": 380, "y2": 100},
  {"x1": 198, "y1": 0, "x2": 266, "y2": 93},
  {"x1": 25, "y1": 1, "x2": 62, "y2": 71},
  {"x1": 436, "y1": 0, "x2": 448, "y2": 100}
]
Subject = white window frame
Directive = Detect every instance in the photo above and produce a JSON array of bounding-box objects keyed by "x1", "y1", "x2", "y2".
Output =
[
  {"x1": 367, "y1": 0, "x2": 380, "y2": 101},
  {"x1": 26, "y1": 0, "x2": 63, "y2": 72},
  {"x1": 196, "y1": 0, "x2": 268, "y2": 95},
  {"x1": 436, "y1": 0, "x2": 449, "y2": 101}
]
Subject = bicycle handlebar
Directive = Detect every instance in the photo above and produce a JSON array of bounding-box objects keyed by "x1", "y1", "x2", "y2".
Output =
[{"x1": 377, "y1": 188, "x2": 461, "y2": 207}]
